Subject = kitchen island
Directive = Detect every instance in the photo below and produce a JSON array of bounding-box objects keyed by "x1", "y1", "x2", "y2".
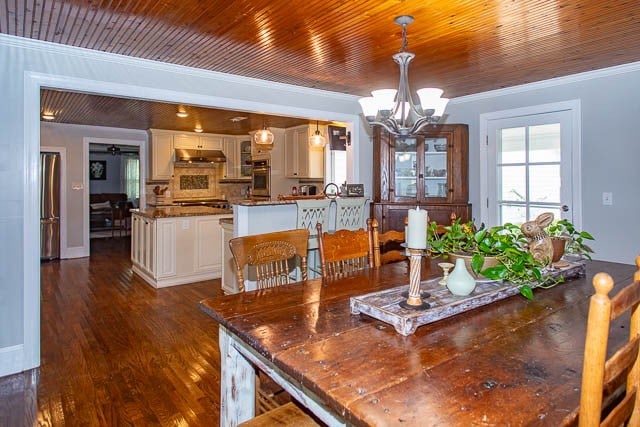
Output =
[{"x1": 131, "y1": 206, "x2": 232, "y2": 288}]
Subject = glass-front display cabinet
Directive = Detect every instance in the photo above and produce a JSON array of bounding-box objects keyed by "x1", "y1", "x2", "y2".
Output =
[{"x1": 372, "y1": 124, "x2": 472, "y2": 233}]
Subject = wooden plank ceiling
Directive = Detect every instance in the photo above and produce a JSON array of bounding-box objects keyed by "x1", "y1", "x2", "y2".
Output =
[{"x1": 4, "y1": 0, "x2": 640, "y2": 131}]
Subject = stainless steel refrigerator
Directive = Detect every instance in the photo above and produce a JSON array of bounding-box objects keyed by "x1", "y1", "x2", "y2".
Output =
[{"x1": 40, "y1": 152, "x2": 60, "y2": 260}]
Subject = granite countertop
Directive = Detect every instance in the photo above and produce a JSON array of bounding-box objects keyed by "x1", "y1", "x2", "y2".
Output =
[
  {"x1": 219, "y1": 217, "x2": 233, "y2": 225},
  {"x1": 132, "y1": 206, "x2": 233, "y2": 219},
  {"x1": 233, "y1": 199, "x2": 296, "y2": 206}
]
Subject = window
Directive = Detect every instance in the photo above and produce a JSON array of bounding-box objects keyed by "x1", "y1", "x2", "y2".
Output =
[{"x1": 121, "y1": 156, "x2": 140, "y2": 202}]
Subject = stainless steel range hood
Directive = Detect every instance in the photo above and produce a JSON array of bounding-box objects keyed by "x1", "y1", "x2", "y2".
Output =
[{"x1": 174, "y1": 148, "x2": 226, "y2": 164}]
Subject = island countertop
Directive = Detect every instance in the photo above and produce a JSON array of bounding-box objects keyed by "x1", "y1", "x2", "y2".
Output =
[{"x1": 131, "y1": 206, "x2": 233, "y2": 219}]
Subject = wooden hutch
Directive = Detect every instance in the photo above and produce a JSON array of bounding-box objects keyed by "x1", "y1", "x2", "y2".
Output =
[{"x1": 371, "y1": 124, "x2": 472, "y2": 232}]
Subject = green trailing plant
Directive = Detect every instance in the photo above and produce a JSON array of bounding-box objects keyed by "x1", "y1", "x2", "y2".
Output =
[
  {"x1": 427, "y1": 219, "x2": 561, "y2": 300},
  {"x1": 545, "y1": 219, "x2": 595, "y2": 260}
]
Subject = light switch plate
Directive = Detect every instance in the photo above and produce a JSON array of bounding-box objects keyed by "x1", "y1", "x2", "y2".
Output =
[{"x1": 602, "y1": 192, "x2": 613, "y2": 205}]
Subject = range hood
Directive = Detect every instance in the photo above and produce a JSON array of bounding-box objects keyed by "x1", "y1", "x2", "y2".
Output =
[{"x1": 174, "y1": 148, "x2": 226, "y2": 164}]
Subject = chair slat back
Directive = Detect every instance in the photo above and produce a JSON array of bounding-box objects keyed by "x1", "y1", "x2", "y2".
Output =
[
  {"x1": 335, "y1": 198, "x2": 368, "y2": 231},
  {"x1": 565, "y1": 256, "x2": 640, "y2": 427},
  {"x1": 317, "y1": 222, "x2": 374, "y2": 279},
  {"x1": 229, "y1": 229, "x2": 309, "y2": 292},
  {"x1": 295, "y1": 199, "x2": 332, "y2": 250},
  {"x1": 370, "y1": 218, "x2": 406, "y2": 267}
]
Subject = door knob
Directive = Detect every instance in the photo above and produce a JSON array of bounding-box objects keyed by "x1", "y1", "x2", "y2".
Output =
[{"x1": 561, "y1": 205, "x2": 569, "y2": 212}]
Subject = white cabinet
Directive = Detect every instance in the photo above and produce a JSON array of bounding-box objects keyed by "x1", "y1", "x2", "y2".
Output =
[
  {"x1": 222, "y1": 137, "x2": 252, "y2": 180},
  {"x1": 131, "y1": 212, "x2": 232, "y2": 288},
  {"x1": 149, "y1": 132, "x2": 174, "y2": 181},
  {"x1": 285, "y1": 125, "x2": 325, "y2": 179},
  {"x1": 174, "y1": 134, "x2": 223, "y2": 150}
]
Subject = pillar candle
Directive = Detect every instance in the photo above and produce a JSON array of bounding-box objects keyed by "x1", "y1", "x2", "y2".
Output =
[{"x1": 407, "y1": 207, "x2": 428, "y2": 249}]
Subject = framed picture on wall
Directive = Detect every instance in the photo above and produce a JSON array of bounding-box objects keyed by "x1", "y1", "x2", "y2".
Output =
[{"x1": 89, "y1": 160, "x2": 107, "y2": 180}]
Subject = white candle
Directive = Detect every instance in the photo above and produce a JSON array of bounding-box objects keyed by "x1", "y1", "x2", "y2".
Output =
[{"x1": 407, "y1": 207, "x2": 428, "y2": 249}]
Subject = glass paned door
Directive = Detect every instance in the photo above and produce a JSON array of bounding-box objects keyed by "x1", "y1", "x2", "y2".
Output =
[
  {"x1": 487, "y1": 108, "x2": 575, "y2": 226},
  {"x1": 424, "y1": 137, "x2": 448, "y2": 198},
  {"x1": 394, "y1": 137, "x2": 417, "y2": 198}
]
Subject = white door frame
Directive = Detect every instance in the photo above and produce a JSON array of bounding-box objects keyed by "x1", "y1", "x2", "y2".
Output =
[
  {"x1": 479, "y1": 100, "x2": 582, "y2": 228},
  {"x1": 83, "y1": 137, "x2": 146, "y2": 256}
]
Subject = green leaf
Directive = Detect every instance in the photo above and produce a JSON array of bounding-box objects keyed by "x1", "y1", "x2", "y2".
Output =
[
  {"x1": 471, "y1": 254, "x2": 484, "y2": 275},
  {"x1": 481, "y1": 265, "x2": 508, "y2": 280},
  {"x1": 579, "y1": 231, "x2": 595, "y2": 240},
  {"x1": 519, "y1": 285, "x2": 534, "y2": 300}
]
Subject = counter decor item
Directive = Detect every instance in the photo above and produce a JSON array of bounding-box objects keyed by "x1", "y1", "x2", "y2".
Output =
[{"x1": 446, "y1": 258, "x2": 476, "y2": 296}]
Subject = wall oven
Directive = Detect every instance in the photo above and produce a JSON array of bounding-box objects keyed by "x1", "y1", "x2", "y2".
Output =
[{"x1": 251, "y1": 159, "x2": 271, "y2": 198}]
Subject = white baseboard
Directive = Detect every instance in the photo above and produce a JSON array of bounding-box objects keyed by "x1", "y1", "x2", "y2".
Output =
[
  {"x1": 63, "y1": 245, "x2": 89, "y2": 259},
  {"x1": 0, "y1": 344, "x2": 28, "y2": 377}
]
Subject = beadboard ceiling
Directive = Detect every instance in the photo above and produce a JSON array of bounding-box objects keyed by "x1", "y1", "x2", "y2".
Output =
[{"x1": 4, "y1": 0, "x2": 639, "y2": 131}]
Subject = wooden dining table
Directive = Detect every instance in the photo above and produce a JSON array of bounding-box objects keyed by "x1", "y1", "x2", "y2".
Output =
[{"x1": 199, "y1": 258, "x2": 637, "y2": 426}]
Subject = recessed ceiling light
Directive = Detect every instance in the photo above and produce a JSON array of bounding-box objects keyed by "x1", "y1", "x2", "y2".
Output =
[
  {"x1": 176, "y1": 111, "x2": 188, "y2": 118},
  {"x1": 42, "y1": 113, "x2": 55, "y2": 120},
  {"x1": 194, "y1": 127, "x2": 203, "y2": 133},
  {"x1": 230, "y1": 116, "x2": 248, "y2": 122}
]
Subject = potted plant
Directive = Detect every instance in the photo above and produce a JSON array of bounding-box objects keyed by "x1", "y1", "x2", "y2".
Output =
[
  {"x1": 427, "y1": 219, "x2": 556, "y2": 300},
  {"x1": 545, "y1": 219, "x2": 595, "y2": 261}
]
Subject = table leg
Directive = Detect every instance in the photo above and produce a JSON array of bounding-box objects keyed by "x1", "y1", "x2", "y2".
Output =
[{"x1": 220, "y1": 325, "x2": 255, "y2": 426}]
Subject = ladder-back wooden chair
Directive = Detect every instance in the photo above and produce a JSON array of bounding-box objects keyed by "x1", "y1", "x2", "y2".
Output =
[
  {"x1": 229, "y1": 228, "x2": 319, "y2": 425},
  {"x1": 370, "y1": 218, "x2": 407, "y2": 267},
  {"x1": 562, "y1": 256, "x2": 640, "y2": 427},
  {"x1": 316, "y1": 222, "x2": 374, "y2": 279},
  {"x1": 229, "y1": 229, "x2": 310, "y2": 292}
]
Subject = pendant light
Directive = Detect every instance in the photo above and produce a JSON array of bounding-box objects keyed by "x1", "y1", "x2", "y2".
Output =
[
  {"x1": 253, "y1": 118, "x2": 274, "y2": 145},
  {"x1": 308, "y1": 121, "x2": 326, "y2": 148}
]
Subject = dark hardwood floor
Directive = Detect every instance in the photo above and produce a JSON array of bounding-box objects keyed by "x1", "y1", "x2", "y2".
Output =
[{"x1": 1, "y1": 237, "x2": 225, "y2": 426}]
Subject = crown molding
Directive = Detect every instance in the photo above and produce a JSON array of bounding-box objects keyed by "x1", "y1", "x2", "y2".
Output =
[
  {"x1": 451, "y1": 61, "x2": 640, "y2": 104},
  {"x1": 0, "y1": 34, "x2": 359, "y2": 102}
]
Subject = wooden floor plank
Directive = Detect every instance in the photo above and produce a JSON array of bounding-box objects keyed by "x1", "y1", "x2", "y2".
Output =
[{"x1": 0, "y1": 237, "x2": 224, "y2": 426}]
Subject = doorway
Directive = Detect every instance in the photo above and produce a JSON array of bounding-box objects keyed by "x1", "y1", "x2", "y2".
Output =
[{"x1": 479, "y1": 100, "x2": 582, "y2": 228}]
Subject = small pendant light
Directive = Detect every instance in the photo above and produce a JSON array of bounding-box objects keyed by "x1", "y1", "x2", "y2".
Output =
[
  {"x1": 253, "y1": 118, "x2": 274, "y2": 145},
  {"x1": 308, "y1": 121, "x2": 326, "y2": 148}
]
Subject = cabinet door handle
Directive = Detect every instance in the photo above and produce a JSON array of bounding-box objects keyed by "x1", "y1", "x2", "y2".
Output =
[{"x1": 419, "y1": 173, "x2": 423, "y2": 179}]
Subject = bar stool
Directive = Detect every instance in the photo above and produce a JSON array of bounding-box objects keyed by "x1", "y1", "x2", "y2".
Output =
[
  {"x1": 295, "y1": 199, "x2": 333, "y2": 277},
  {"x1": 335, "y1": 197, "x2": 369, "y2": 231}
]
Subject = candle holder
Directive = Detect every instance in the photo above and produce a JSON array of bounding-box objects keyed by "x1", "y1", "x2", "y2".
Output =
[
  {"x1": 438, "y1": 262, "x2": 454, "y2": 286},
  {"x1": 399, "y1": 248, "x2": 431, "y2": 310}
]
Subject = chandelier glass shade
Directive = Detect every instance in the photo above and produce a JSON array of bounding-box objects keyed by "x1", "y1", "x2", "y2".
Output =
[
  {"x1": 308, "y1": 121, "x2": 327, "y2": 147},
  {"x1": 253, "y1": 119, "x2": 274, "y2": 145},
  {"x1": 358, "y1": 15, "x2": 449, "y2": 136}
]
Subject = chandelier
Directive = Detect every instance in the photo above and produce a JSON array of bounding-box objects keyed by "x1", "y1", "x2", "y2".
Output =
[{"x1": 358, "y1": 15, "x2": 449, "y2": 136}]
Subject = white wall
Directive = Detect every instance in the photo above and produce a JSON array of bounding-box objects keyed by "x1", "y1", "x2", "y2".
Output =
[
  {"x1": 40, "y1": 123, "x2": 147, "y2": 250},
  {"x1": 445, "y1": 64, "x2": 640, "y2": 264},
  {"x1": 0, "y1": 34, "x2": 363, "y2": 377}
]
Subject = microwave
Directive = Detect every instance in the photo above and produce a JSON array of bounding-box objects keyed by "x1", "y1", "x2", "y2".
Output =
[{"x1": 250, "y1": 159, "x2": 270, "y2": 197}]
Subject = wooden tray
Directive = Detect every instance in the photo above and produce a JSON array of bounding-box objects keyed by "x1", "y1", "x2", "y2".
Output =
[{"x1": 350, "y1": 261, "x2": 586, "y2": 336}]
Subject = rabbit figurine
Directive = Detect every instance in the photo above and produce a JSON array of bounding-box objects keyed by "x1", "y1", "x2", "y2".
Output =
[{"x1": 520, "y1": 212, "x2": 554, "y2": 266}]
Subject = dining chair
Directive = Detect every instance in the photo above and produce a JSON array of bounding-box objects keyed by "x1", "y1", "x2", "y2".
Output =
[
  {"x1": 229, "y1": 228, "x2": 313, "y2": 420},
  {"x1": 562, "y1": 256, "x2": 640, "y2": 427},
  {"x1": 229, "y1": 228, "x2": 310, "y2": 292},
  {"x1": 369, "y1": 218, "x2": 407, "y2": 267},
  {"x1": 316, "y1": 222, "x2": 374, "y2": 279}
]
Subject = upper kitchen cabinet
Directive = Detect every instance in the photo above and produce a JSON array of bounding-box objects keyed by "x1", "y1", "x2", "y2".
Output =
[
  {"x1": 222, "y1": 137, "x2": 251, "y2": 180},
  {"x1": 284, "y1": 125, "x2": 324, "y2": 179},
  {"x1": 149, "y1": 129, "x2": 173, "y2": 181},
  {"x1": 173, "y1": 134, "x2": 223, "y2": 150},
  {"x1": 371, "y1": 124, "x2": 471, "y2": 232}
]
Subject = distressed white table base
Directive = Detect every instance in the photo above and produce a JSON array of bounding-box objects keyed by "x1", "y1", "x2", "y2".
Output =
[{"x1": 219, "y1": 325, "x2": 346, "y2": 426}]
